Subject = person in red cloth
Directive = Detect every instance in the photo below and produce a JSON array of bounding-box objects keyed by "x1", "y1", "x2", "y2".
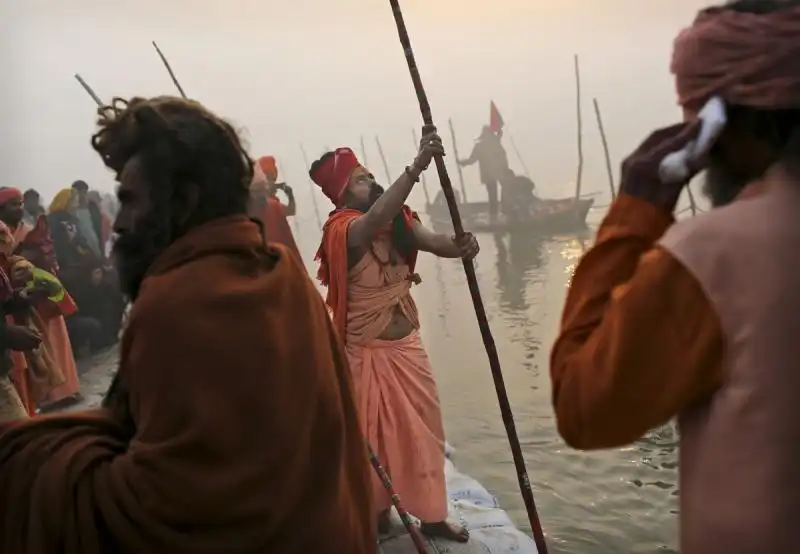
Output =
[
  {"x1": 248, "y1": 155, "x2": 301, "y2": 260},
  {"x1": 310, "y1": 131, "x2": 478, "y2": 542}
]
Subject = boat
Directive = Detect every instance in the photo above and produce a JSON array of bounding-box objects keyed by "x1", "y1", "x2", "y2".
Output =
[
  {"x1": 425, "y1": 196, "x2": 594, "y2": 234},
  {"x1": 379, "y1": 443, "x2": 539, "y2": 554}
]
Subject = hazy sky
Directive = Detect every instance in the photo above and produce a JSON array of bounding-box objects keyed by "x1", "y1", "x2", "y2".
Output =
[{"x1": 2, "y1": 0, "x2": 711, "y2": 207}]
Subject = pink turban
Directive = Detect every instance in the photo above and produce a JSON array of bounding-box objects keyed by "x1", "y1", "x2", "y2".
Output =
[
  {"x1": 672, "y1": 4, "x2": 800, "y2": 113},
  {"x1": 0, "y1": 187, "x2": 23, "y2": 206}
]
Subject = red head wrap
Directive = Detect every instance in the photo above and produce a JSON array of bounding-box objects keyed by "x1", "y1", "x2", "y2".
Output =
[
  {"x1": 672, "y1": 5, "x2": 800, "y2": 113},
  {"x1": 310, "y1": 148, "x2": 360, "y2": 208},
  {"x1": 0, "y1": 187, "x2": 23, "y2": 206},
  {"x1": 257, "y1": 156, "x2": 278, "y2": 181}
]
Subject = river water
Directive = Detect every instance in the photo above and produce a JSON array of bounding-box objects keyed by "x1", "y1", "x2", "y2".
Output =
[{"x1": 407, "y1": 226, "x2": 679, "y2": 554}]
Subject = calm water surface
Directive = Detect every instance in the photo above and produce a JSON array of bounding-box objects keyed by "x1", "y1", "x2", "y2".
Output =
[{"x1": 294, "y1": 203, "x2": 680, "y2": 554}]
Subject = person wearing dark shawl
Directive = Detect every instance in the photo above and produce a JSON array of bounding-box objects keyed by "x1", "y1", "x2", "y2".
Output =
[
  {"x1": 549, "y1": 1, "x2": 800, "y2": 552},
  {"x1": 0, "y1": 96, "x2": 375, "y2": 554}
]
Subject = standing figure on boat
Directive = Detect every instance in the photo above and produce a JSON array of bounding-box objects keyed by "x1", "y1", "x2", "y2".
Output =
[
  {"x1": 551, "y1": 1, "x2": 800, "y2": 553},
  {"x1": 457, "y1": 125, "x2": 510, "y2": 221},
  {"x1": 0, "y1": 96, "x2": 375, "y2": 554},
  {"x1": 311, "y1": 134, "x2": 479, "y2": 543},
  {"x1": 249, "y1": 154, "x2": 301, "y2": 261}
]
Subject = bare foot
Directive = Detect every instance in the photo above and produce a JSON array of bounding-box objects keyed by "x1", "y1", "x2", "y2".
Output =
[
  {"x1": 377, "y1": 509, "x2": 393, "y2": 535},
  {"x1": 420, "y1": 520, "x2": 469, "y2": 542}
]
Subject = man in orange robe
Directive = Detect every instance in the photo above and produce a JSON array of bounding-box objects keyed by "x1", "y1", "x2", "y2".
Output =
[
  {"x1": 550, "y1": 1, "x2": 800, "y2": 552},
  {"x1": 311, "y1": 133, "x2": 478, "y2": 542},
  {"x1": 0, "y1": 96, "x2": 374, "y2": 553},
  {"x1": 248, "y1": 154, "x2": 301, "y2": 260}
]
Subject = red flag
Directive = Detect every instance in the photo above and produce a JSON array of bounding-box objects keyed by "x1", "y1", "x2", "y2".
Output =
[{"x1": 489, "y1": 101, "x2": 504, "y2": 133}]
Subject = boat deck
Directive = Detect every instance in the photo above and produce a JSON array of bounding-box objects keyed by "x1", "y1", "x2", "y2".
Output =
[{"x1": 377, "y1": 445, "x2": 538, "y2": 554}]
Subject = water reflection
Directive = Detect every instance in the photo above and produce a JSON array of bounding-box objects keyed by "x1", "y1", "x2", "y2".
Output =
[{"x1": 418, "y1": 225, "x2": 680, "y2": 553}]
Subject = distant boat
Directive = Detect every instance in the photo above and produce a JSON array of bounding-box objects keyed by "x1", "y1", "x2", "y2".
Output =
[{"x1": 426, "y1": 194, "x2": 594, "y2": 234}]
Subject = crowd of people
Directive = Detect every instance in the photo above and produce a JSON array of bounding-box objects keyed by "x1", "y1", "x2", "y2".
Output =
[
  {"x1": 0, "y1": 1, "x2": 798, "y2": 553},
  {"x1": 0, "y1": 182, "x2": 125, "y2": 420}
]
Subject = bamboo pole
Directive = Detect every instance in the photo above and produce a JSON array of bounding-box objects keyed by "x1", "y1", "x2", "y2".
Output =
[
  {"x1": 152, "y1": 41, "x2": 187, "y2": 98},
  {"x1": 299, "y1": 143, "x2": 323, "y2": 228},
  {"x1": 74, "y1": 74, "x2": 103, "y2": 106},
  {"x1": 686, "y1": 183, "x2": 699, "y2": 216},
  {"x1": 411, "y1": 129, "x2": 431, "y2": 205},
  {"x1": 387, "y1": 1, "x2": 548, "y2": 551},
  {"x1": 375, "y1": 136, "x2": 392, "y2": 183},
  {"x1": 359, "y1": 135, "x2": 369, "y2": 167},
  {"x1": 573, "y1": 54, "x2": 583, "y2": 204},
  {"x1": 592, "y1": 98, "x2": 616, "y2": 200},
  {"x1": 447, "y1": 118, "x2": 468, "y2": 203},
  {"x1": 507, "y1": 131, "x2": 532, "y2": 181}
]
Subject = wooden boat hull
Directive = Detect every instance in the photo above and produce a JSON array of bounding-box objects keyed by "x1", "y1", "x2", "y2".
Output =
[{"x1": 425, "y1": 197, "x2": 594, "y2": 234}]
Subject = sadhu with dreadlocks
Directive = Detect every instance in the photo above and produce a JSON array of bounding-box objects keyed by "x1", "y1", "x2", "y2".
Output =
[
  {"x1": 0, "y1": 96, "x2": 374, "y2": 554},
  {"x1": 551, "y1": 1, "x2": 800, "y2": 552}
]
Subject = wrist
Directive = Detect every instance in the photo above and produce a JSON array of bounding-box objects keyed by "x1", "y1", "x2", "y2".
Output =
[{"x1": 405, "y1": 164, "x2": 422, "y2": 183}]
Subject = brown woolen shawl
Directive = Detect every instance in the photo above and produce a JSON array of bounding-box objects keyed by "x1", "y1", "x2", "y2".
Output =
[
  {"x1": 672, "y1": 4, "x2": 800, "y2": 112},
  {"x1": 0, "y1": 217, "x2": 375, "y2": 554}
]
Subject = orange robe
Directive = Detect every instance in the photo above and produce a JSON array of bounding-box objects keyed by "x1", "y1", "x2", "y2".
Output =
[
  {"x1": 12, "y1": 223, "x2": 80, "y2": 408},
  {"x1": 550, "y1": 194, "x2": 724, "y2": 449},
  {"x1": 0, "y1": 216, "x2": 374, "y2": 554},
  {"x1": 249, "y1": 193, "x2": 301, "y2": 261},
  {"x1": 318, "y1": 210, "x2": 448, "y2": 522}
]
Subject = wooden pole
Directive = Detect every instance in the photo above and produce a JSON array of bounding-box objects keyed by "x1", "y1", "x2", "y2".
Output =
[
  {"x1": 152, "y1": 41, "x2": 187, "y2": 99},
  {"x1": 592, "y1": 98, "x2": 616, "y2": 200},
  {"x1": 300, "y1": 143, "x2": 323, "y2": 228},
  {"x1": 74, "y1": 74, "x2": 103, "y2": 106},
  {"x1": 375, "y1": 136, "x2": 392, "y2": 183},
  {"x1": 686, "y1": 183, "x2": 698, "y2": 216},
  {"x1": 573, "y1": 54, "x2": 583, "y2": 204},
  {"x1": 507, "y1": 131, "x2": 532, "y2": 181},
  {"x1": 447, "y1": 118, "x2": 469, "y2": 203},
  {"x1": 387, "y1": 1, "x2": 548, "y2": 552},
  {"x1": 411, "y1": 129, "x2": 431, "y2": 205},
  {"x1": 359, "y1": 136, "x2": 369, "y2": 167}
]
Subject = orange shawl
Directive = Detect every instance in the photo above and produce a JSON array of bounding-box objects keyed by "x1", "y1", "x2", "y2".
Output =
[
  {"x1": 315, "y1": 206, "x2": 419, "y2": 339},
  {"x1": 0, "y1": 217, "x2": 374, "y2": 554}
]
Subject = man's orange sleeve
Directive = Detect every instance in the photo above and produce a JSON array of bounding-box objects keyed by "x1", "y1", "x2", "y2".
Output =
[{"x1": 550, "y1": 195, "x2": 726, "y2": 449}]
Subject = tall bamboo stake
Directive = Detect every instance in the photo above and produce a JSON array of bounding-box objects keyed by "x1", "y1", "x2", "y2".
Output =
[
  {"x1": 387, "y1": 2, "x2": 548, "y2": 552},
  {"x1": 74, "y1": 74, "x2": 103, "y2": 106},
  {"x1": 592, "y1": 98, "x2": 616, "y2": 200},
  {"x1": 411, "y1": 129, "x2": 432, "y2": 205},
  {"x1": 573, "y1": 54, "x2": 584, "y2": 204},
  {"x1": 375, "y1": 136, "x2": 392, "y2": 183},
  {"x1": 152, "y1": 41, "x2": 187, "y2": 98},
  {"x1": 359, "y1": 135, "x2": 369, "y2": 167},
  {"x1": 508, "y1": 131, "x2": 532, "y2": 181},
  {"x1": 447, "y1": 118, "x2": 469, "y2": 203},
  {"x1": 299, "y1": 143, "x2": 323, "y2": 228}
]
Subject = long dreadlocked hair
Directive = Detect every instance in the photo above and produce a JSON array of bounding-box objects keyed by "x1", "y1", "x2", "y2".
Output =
[{"x1": 90, "y1": 96, "x2": 253, "y2": 238}]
